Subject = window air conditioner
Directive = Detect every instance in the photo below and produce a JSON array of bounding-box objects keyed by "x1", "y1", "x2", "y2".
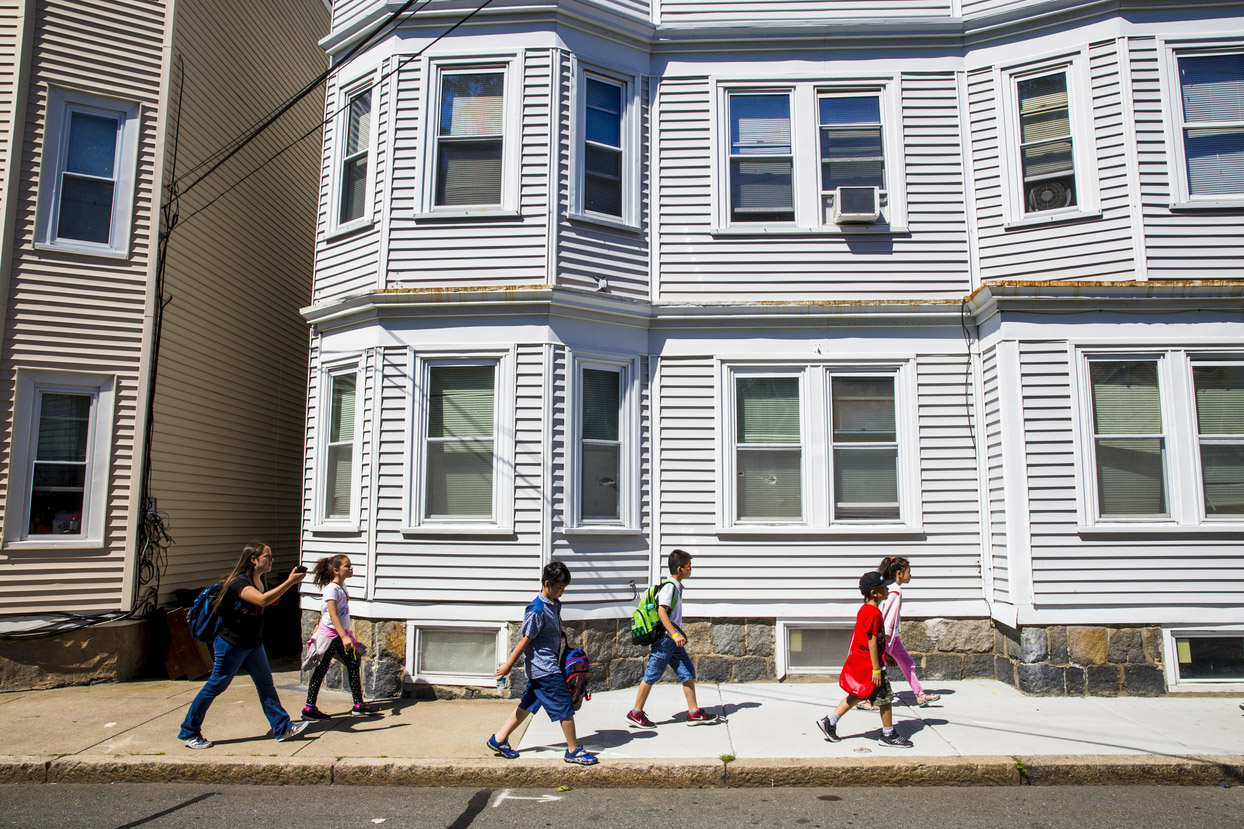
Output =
[{"x1": 832, "y1": 186, "x2": 880, "y2": 223}]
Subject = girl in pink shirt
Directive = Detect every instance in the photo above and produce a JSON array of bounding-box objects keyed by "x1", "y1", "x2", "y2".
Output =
[{"x1": 862, "y1": 556, "x2": 940, "y2": 708}]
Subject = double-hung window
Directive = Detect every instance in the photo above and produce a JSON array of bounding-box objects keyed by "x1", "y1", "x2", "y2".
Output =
[
  {"x1": 1164, "y1": 45, "x2": 1244, "y2": 204},
  {"x1": 580, "y1": 75, "x2": 626, "y2": 219},
  {"x1": 569, "y1": 357, "x2": 638, "y2": 530},
  {"x1": 36, "y1": 89, "x2": 140, "y2": 257},
  {"x1": 1078, "y1": 350, "x2": 1244, "y2": 527},
  {"x1": 717, "y1": 80, "x2": 903, "y2": 230},
  {"x1": 1087, "y1": 360, "x2": 1169, "y2": 519},
  {"x1": 999, "y1": 54, "x2": 1098, "y2": 224},
  {"x1": 728, "y1": 93, "x2": 795, "y2": 224},
  {"x1": 434, "y1": 68, "x2": 506, "y2": 207},
  {"x1": 3, "y1": 372, "x2": 115, "y2": 548},
  {"x1": 318, "y1": 365, "x2": 360, "y2": 526},
  {"x1": 409, "y1": 351, "x2": 513, "y2": 532},
  {"x1": 722, "y1": 364, "x2": 917, "y2": 531},
  {"x1": 336, "y1": 84, "x2": 373, "y2": 227},
  {"x1": 1191, "y1": 362, "x2": 1244, "y2": 517}
]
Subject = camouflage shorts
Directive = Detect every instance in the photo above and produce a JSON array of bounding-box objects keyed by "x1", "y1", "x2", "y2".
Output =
[{"x1": 868, "y1": 670, "x2": 895, "y2": 706}]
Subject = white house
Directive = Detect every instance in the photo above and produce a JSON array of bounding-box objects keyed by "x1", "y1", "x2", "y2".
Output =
[{"x1": 301, "y1": 0, "x2": 1244, "y2": 698}]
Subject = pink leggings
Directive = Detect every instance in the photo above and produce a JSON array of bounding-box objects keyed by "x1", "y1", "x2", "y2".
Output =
[{"x1": 886, "y1": 637, "x2": 924, "y2": 697}]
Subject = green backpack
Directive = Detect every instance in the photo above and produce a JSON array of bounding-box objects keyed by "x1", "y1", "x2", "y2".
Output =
[{"x1": 630, "y1": 580, "x2": 679, "y2": 646}]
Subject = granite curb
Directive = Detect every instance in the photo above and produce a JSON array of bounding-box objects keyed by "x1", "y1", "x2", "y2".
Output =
[{"x1": 3, "y1": 754, "x2": 1242, "y2": 787}]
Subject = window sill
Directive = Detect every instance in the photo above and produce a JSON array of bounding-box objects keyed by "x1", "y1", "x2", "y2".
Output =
[
  {"x1": 412, "y1": 208, "x2": 520, "y2": 221},
  {"x1": 34, "y1": 241, "x2": 128, "y2": 260},
  {"x1": 711, "y1": 223, "x2": 908, "y2": 237},
  {"x1": 717, "y1": 525, "x2": 925, "y2": 538},
  {"x1": 1168, "y1": 198, "x2": 1244, "y2": 211},
  {"x1": 567, "y1": 212, "x2": 641, "y2": 234},
  {"x1": 410, "y1": 675, "x2": 498, "y2": 688},
  {"x1": 561, "y1": 526, "x2": 644, "y2": 537},
  {"x1": 401, "y1": 525, "x2": 515, "y2": 537},
  {"x1": 1078, "y1": 523, "x2": 1244, "y2": 536},
  {"x1": 2, "y1": 538, "x2": 106, "y2": 552},
  {"x1": 309, "y1": 523, "x2": 361, "y2": 535},
  {"x1": 1002, "y1": 209, "x2": 1101, "y2": 231},
  {"x1": 324, "y1": 218, "x2": 375, "y2": 242}
]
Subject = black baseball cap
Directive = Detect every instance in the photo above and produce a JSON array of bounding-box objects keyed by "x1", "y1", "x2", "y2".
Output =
[{"x1": 859, "y1": 571, "x2": 894, "y2": 596}]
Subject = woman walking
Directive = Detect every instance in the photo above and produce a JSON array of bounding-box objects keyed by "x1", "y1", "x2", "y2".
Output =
[{"x1": 178, "y1": 542, "x2": 308, "y2": 748}]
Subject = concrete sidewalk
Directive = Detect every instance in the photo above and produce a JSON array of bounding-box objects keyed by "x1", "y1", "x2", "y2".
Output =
[{"x1": 1, "y1": 668, "x2": 1242, "y2": 787}]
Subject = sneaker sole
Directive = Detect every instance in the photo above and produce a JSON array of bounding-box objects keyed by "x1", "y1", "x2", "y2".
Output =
[
  {"x1": 626, "y1": 718, "x2": 656, "y2": 729},
  {"x1": 878, "y1": 739, "x2": 914, "y2": 748},
  {"x1": 564, "y1": 758, "x2": 599, "y2": 765},
  {"x1": 486, "y1": 740, "x2": 519, "y2": 759},
  {"x1": 816, "y1": 720, "x2": 841, "y2": 743}
]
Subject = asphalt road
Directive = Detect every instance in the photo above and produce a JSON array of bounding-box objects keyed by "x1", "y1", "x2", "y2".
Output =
[{"x1": 1, "y1": 784, "x2": 1242, "y2": 828}]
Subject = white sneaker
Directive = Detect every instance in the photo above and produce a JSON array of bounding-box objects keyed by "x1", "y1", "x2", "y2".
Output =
[
  {"x1": 276, "y1": 720, "x2": 310, "y2": 742},
  {"x1": 184, "y1": 736, "x2": 213, "y2": 750}
]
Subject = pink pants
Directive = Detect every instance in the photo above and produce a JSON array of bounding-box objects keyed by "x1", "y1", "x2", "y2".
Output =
[{"x1": 886, "y1": 636, "x2": 924, "y2": 697}]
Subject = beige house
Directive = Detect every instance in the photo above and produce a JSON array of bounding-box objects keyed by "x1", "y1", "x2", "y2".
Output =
[{"x1": 0, "y1": 0, "x2": 329, "y2": 689}]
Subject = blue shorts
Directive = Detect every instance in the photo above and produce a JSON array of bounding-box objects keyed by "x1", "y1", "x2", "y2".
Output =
[
  {"x1": 643, "y1": 633, "x2": 695, "y2": 684},
  {"x1": 519, "y1": 672, "x2": 575, "y2": 722}
]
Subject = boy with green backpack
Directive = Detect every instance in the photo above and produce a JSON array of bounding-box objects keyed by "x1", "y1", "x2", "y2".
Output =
[{"x1": 626, "y1": 549, "x2": 722, "y2": 727}]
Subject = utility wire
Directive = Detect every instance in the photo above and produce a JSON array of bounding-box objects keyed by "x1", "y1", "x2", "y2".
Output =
[
  {"x1": 174, "y1": 0, "x2": 429, "y2": 197},
  {"x1": 176, "y1": 0, "x2": 496, "y2": 229}
]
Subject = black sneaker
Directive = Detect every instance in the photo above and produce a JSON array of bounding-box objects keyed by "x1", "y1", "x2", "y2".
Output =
[
  {"x1": 301, "y1": 706, "x2": 331, "y2": 721},
  {"x1": 350, "y1": 703, "x2": 381, "y2": 717},
  {"x1": 816, "y1": 716, "x2": 840, "y2": 742},
  {"x1": 878, "y1": 730, "x2": 913, "y2": 748},
  {"x1": 626, "y1": 709, "x2": 656, "y2": 729}
]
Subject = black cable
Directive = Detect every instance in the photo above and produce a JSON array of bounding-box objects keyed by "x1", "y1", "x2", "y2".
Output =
[
  {"x1": 175, "y1": 0, "x2": 496, "y2": 230},
  {"x1": 174, "y1": 0, "x2": 430, "y2": 195}
]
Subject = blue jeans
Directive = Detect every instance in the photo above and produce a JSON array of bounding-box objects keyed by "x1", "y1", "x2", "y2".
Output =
[
  {"x1": 642, "y1": 633, "x2": 696, "y2": 684},
  {"x1": 178, "y1": 636, "x2": 292, "y2": 740}
]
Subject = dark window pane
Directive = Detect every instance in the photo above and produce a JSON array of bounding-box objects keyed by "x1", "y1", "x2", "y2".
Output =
[
  {"x1": 436, "y1": 141, "x2": 503, "y2": 206},
  {"x1": 57, "y1": 176, "x2": 114, "y2": 243},
  {"x1": 581, "y1": 443, "x2": 620, "y2": 520},
  {"x1": 339, "y1": 156, "x2": 368, "y2": 223},
  {"x1": 1175, "y1": 636, "x2": 1244, "y2": 680},
  {"x1": 66, "y1": 113, "x2": 117, "y2": 177}
]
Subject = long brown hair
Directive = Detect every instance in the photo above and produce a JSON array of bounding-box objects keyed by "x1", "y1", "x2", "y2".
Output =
[
  {"x1": 212, "y1": 541, "x2": 270, "y2": 611},
  {"x1": 311, "y1": 555, "x2": 349, "y2": 587}
]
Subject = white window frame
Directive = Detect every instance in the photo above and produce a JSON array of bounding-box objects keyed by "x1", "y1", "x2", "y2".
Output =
[
  {"x1": 1162, "y1": 626, "x2": 1244, "y2": 689},
  {"x1": 776, "y1": 620, "x2": 853, "y2": 679},
  {"x1": 1073, "y1": 346, "x2": 1244, "y2": 531},
  {"x1": 996, "y1": 50, "x2": 1100, "y2": 228},
  {"x1": 711, "y1": 75, "x2": 906, "y2": 233},
  {"x1": 2, "y1": 370, "x2": 115, "y2": 549},
  {"x1": 718, "y1": 360, "x2": 920, "y2": 534},
  {"x1": 405, "y1": 620, "x2": 509, "y2": 687},
  {"x1": 417, "y1": 55, "x2": 521, "y2": 218},
  {"x1": 328, "y1": 73, "x2": 378, "y2": 236},
  {"x1": 569, "y1": 63, "x2": 639, "y2": 230},
  {"x1": 1159, "y1": 38, "x2": 1244, "y2": 209},
  {"x1": 313, "y1": 359, "x2": 363, "y2": 531},
  {"x1": 404, "y1": 348, "x2": 515, "y2": 534},
  {"x1": 35, "y1": 88, "x2": 140, "y2": 258},
  {"x1": 565, "y1": 352, "x2": 641, "y2": 533}
]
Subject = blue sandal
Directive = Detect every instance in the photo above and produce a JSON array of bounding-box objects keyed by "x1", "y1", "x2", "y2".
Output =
[
  {"x1": 487, "y1": 734, "x2": 519, "y2": 759},
  {"x1": 564, "y1": 746, "x2": 598, "y2": 765}
]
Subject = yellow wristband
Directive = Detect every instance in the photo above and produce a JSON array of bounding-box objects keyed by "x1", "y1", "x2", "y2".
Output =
[{"x1": 872, "y1": 669, "x2": 883, "y2": 674}]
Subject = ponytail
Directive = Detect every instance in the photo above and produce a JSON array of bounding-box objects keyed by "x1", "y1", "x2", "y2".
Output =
[
  {"x1": 877, "y1": 555, "x2": 910, "y2": 582},
  {"x1": 312, "y1": 554, "x2": 349, "y2": 587}
]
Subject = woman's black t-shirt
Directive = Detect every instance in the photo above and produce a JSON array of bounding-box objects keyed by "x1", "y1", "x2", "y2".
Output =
[{"x1": 219, "y1": 574, "x2": 264, "y2": 649}]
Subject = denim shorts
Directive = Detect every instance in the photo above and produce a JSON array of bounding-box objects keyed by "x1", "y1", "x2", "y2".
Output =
[
  {"x1": 643, "y1": 633, "x2": 695, "y2": 684},
  {"x1": 519, "y1": 672, "x2": 575, "y2": 722}
]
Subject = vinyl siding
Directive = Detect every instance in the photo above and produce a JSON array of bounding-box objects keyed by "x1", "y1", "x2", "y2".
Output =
[
  {"x1": 0, "y1": 0, "x2": 165, "y2": 613},
  {"x1": 1017, "y1": 341, "x2": 1244, "y2": 611},
  {"x1": 974, "y1": 40, "x2": 1138, "y2": 282},
  {"x1": 1130, "y1": 36, "x2": 1244, "y2": 279},
  {"x1": 0, "y1": 0, "x2": 26, "y2": 206},
  {"x1": 960, "y1": 0, "x2": 1033, "y2": 16},
  {"x1": 332, "y1": 0, "x2": 380, "y2": 33},
  {"x1": 655, "y1": 72, "x2": 971, "y2": 302},
  {"x1": 654, "y1": 349, "x2": 981, "y2": 613},
  {"x1": 384, "y1": 49, "x2": 551, "y2": 289},
  {"x1": 658, "y1": 0, "x2": 951, "y2": 25},
  {"x1": 981, "y1": 343, "x2": 1009, "y2": 602},
  {"x1": 555, "y1": 54, "x2": 651, "y2": 300},
  {"x1": 371, "y1": 343, "x2": 546, "y2": 604},
  {"x1": 147, "y1": 0, "x2": 327, "y2": 598}
]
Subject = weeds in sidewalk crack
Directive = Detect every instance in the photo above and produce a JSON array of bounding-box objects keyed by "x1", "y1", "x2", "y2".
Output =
[{"x1": 1010, "y1": 755, "x2": 1030, "y2": 785}]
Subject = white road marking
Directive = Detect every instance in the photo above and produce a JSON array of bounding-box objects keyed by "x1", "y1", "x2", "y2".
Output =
[{"x1": 490, "y1": 789, "x2": 562, "y2": 808}]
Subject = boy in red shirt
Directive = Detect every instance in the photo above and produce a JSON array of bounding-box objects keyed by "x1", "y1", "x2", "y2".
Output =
[{"x1": 816, "y1": 572, "x2": 914, "y2": 748}]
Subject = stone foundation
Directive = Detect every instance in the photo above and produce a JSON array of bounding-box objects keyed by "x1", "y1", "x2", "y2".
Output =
[
  {"x1": 0, "y1": 619, "x2": 149, "y2": 691},
  {"x1": 302, "y1": 611, "x2": 1168, "y2": 699}
]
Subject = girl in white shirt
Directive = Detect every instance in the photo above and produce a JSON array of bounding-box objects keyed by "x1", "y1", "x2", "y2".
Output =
[
  {"x1": 301, "y1": 555, "x2": 380, "y2": 719},
  {"x1": 866, "y1": 556, "x2": 940, "y2": 708}
]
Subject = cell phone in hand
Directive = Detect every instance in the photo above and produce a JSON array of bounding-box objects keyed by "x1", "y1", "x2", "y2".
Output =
[{"x1": 294, "y1": 565, "x2": 308, "y2": 574}]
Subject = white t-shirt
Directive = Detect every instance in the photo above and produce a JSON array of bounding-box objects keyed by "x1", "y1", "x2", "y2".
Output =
[
  {"x1": 656, "y1": 580, "x2": 684, "y2": 630},
  {"x1": 320, "y1": 582, "x2": 351, "y2": 630}
]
